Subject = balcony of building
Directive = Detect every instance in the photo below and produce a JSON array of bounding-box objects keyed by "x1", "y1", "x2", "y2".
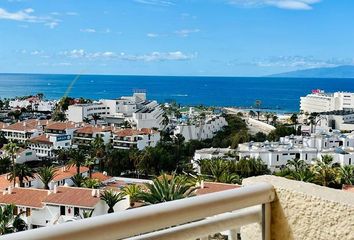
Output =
[{"x1": 2, "y1": 176, "x2": 354, "y2": 240}]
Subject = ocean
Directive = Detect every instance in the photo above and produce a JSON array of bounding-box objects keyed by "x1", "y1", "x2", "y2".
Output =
[{"x1": 0, "y1": 73, "x2": 353, "y2": 112}]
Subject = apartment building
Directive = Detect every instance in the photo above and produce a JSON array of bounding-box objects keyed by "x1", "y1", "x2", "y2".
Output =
[
  {"x1": 300, "y1": 90, "x2": 354, "y2": 113},
  {"x1": 72, "y1": 125, "x2": 112, "y2": 147},
  {"x1": 1, "y1": 120, "x2": 53, "y2": 143},
  {"x1": 111, "y1": 128, "x2": 160, "y2": 150},
  {"x1": 66, "y1": 103, "x2": 110, "y2": 123},
  {"x1": 174, "y1": 115, "x2": 227, "y2": 141}
]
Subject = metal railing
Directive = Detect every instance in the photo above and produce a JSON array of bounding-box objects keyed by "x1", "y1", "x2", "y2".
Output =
[{"x1": 1, "y1": 182, "x2": 275, "y2": 240}]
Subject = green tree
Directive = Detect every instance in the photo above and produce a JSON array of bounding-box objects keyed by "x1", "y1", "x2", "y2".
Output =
[
  {"x1": 0, "y1": 204, "x2": 27, "y2": 235},
  {"x1": 91, "y1": 114, "x2": 101, "y2": 125},
  {"x1": 100, "y1": 190, "x2": 125, "y2": 213},
  {"x1": 122, "y1": 184, "x2": 142, "y2": 207},
  {"x1": 0, "y1": 157, "x2": 11, "y2": 175},
  {"x1": 37, "y1": 166, "x2": 58, "y2": 190},
  {"x1": 290, "y1": 113, "x2": 298, "y2": 130},
  {"x1": 8, "y1": 164, "x2": 34, "y2": 188},
  {"x1": 83, "y1": 178, "x2": 100, "y2": 189},
  {"x1": 338, "y1": 165, "x2": 354, "y2": 185},
  {"x1": 311, "y1": 155, "x2": 340, "y2": 187},
  {"x1": 4, "y1": 142, "x2": 19, "y2": 187},
  {"x1": 137, "y1": 174, "x2": 197, "y2": 205},
  {"x1": 71, "y1": 173, "x2": 87, "y2": 187},
  {"x1": 69, "y1": 149, "x2": 87, "y2": 175}
]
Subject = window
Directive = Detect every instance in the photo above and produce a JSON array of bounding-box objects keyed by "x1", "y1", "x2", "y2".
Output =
[
  {"x1": 13, "y1": 206, "x2": 18, "y2": 215},
  {"x1": 305, "y1": 154, "x2": 308, "y2": 160},
  {"x1": 74, "y1": 207, "x2": 79, "y2": 216},
  {"x1": 277, "y1": 155, "x2": 279, "y2": 161},
  {"x1": 350, "y1": 158, "x2": 352, "y2": 165},
  {"x1": 60, "y1": 206, "x2": 65, "y2": 215},
  {"x1": 26, "y1": 208, "x2": 31, "y2": 217}
]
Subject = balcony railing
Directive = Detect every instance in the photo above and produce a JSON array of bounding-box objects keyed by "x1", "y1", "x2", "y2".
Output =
[{"x1": 1, "y1": 182, "x2": 274, "y2": 240}]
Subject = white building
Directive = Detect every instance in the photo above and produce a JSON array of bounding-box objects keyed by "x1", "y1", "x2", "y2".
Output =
[
  {"x1": 0, "y1": 186, "x2": 129, "y2": 229},
  {"x1": 174, "y1": 116, "x2": 227, "y2": 142},
  {"x1": 66, "y1": 92, "x2": 165, "y2": 130},
  {"x1": 9, "y1": 97, "x2": 56, "y2": 112},
  {"x1": 28, "y1": 134, "x2": 72, "y2": 160},
  {"x1": 131, "y1": 101, "x2": 164, "y2": 130},
  {"x1": 1, "y1": 120, "x2": 53, "y2": 143},
  {"x1": 111, "y1": 128, "x2": 160, "y2": 150},
  {"x1": 237, "y1": 132, "x2": 354, "y2": 171},
  {"x1": 300, "y1": 90, "x2": 354, "y2": 113},
  {"x1": 315, "y1": 112, "x2": 354, "y2": 132},
  {"x1": 72, "y1": 125, "x2": 112, "y2": 147},
  {"x1": 66, "y1": 103, "x2": 110, "y2": 123},
  {"x1": 0, "y1": 148, "x2": 38, "y2": 164}
]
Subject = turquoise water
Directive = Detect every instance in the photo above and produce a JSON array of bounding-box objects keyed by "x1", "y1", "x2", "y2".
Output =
[{"x1": 0, "y1": 73, "x2": 353, "y2": 112}]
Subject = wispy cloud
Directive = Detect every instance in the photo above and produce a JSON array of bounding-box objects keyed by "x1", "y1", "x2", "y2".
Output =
[
  {"x1": 80, "y1": 28, "x2": 96, "y2": 33},
  {"x1": 0, "y1": 7, "x2": 60, "y2": 28},
  {"x1": 174, "y1": 29, "x2": 200, "y2": 37},
  {"x1": 147, "y1": 33, "x2": 159, "y2": 38},
  {"x1": 60, "y1": 49, "x2": 196, "y2": 62},
  {"x1": 133, "y1": 0, "x2": 175, "y2": 7},
  {"x1": 251, "y1": 56, "x2": 354, "y2": 68},
  {"x1": 121, "y1": 51, "x2": 196, "y2": 61},
  {"x1": 228, "y1": 0, "x2": 321, "y2": 10}
]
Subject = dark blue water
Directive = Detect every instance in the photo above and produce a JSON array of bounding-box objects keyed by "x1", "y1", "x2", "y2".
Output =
[{"x1": 0, "y1": 73, "x2": 353, "y2": 112}]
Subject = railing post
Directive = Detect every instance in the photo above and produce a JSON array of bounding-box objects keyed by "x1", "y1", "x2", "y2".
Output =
[{"x1": 262, "y1": 203, "x2": 271, "y2": 240}]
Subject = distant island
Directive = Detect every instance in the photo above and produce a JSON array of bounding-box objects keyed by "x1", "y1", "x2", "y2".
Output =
[{"x1": 268, "y1": 65, "x2": 354, "y2": 78}]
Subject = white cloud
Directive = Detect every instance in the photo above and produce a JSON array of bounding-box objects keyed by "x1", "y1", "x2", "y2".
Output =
[
  {"x1": 66, "y1": 12, "x2": 78, "y2": 16},
  {"x1": 133, "y1": 0, "x2": 175, "y2": 7},
  {"x1": 175, "y1": 29, "x2": 200, "y2": 37},
  {"x1": 80, "y1": 28, "x2": 96, "y2": 33},
  {"x1": 60, "y1": 49, "x2": 195, "y2": 62},
  {"x1": 147, "y1": 33, "x2": 159, "y2": 38},
  {"x1": 229, "y1": 0, "x2": 321, "y2": 10},
  {"x1": 0, "y1": 7, "x2": 60, "y2": 28},
  {"x1": 252, "y1": 56, "x2": 354, "y2": 68},
  {"x1": 121, "y1": 51, "x2": 196, "y2": 61}
]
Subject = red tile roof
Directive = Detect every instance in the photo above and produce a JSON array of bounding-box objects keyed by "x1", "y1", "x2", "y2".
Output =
[
  {"x1": 0, "y1": 188, "x2": 49, "y2": 208},
  {"x1": 113, "y1": 128, "x2": 156, "y2": 137},
  {"x1": 195, "y1": 182, "x2": 240, "y2": 196},
  {"x1": 46, "y1": 121, "x2": 77, "y2": 131},
  {"x1": 44, "y1": 186, "x2": 101, "y2": 208},
  {"x1": 3, "y1": 119, "x2": 53, "y2": 132},
  {"x1": 29, "y1": 134, "x2": 52, "y2": 145},
  {"x1": 53, "y1": 166, "x2": 89, "y2": 182},
  {"x1": 91, "y1": 172, "x2": 112, "y2": 182},
  {"x1": 75, "y1": 125, "x2": 111, "y2": 134}
]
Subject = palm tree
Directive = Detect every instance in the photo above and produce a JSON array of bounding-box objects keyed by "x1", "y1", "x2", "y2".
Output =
[
  {"x1": 137, "y1": 174, "x2": 197, "y2": 205},
  {"x1": 249, "y1": 110, "x2": 256, "y2": 119},
  {"x1": 0, "y1": 204, "x2": 27, "y2": 235},
  {"x1": 69, "y1": 149, "x2": 87, "y2": 175},
  {"x1": 4, "y1": 142, "x2": 19, "y2": 187},
  {"x1": 122, "y1": 184, "x2": 142, "y2": 207},
  {"x1": 219, "y1": 172, "x2": 241, "y2": 184},
  {"x1": 83, "y1": 178, "x2": 100, "y2": 189},
  {"x1": 91, "y1": 136, "x2": 105, "y2": 159},
  {"x1": 37, "y1": 166, "x2": 58, "y2": 190},
  {"x1": 311, "y1": 155, "x2": 339, "y2": 187},
  {"x1": 71, "y1": 174, "x2": 87, "y2": 187},
  {"x1": 84, "y1": 156, "x2": 95, "y2": 179},
  {"x1": 207, "y1": 159, "x2": 227, "y2": 182},
  {"x1": 286, "y1": 158, "x2": 306, "y2": 172},
  {"x1": 272, "y1": 115, "x2": 278, "y2": 126},
  {"x1": 290, "y1": 113, "x2": 298, "y2": 130},
  {"x1": 100, "y1": 190, "x2": 125, "y2": 213},
  {"x1": 0, "y1": 156, "x2": 11, "y2": 175},
  {"x1": 8, "y1": 164, "x2": 34, "y2": 188},
  {"x1": 255, "y1": 100, "x2": 262, "y2": 120},
  {"x1": 91, "y1": 114, "x2": 101, "y2": 125},
  {"x1": 264, "y1": 112, "x2": 272, "y2": 124},
  {"x1": 338, "y1": 165, "x2": 354, "y2": 185}
]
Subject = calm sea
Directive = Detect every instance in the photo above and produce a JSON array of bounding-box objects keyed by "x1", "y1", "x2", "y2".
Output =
[{"x1": 0, "y1": 73, "x2": 353, "y2": 112}]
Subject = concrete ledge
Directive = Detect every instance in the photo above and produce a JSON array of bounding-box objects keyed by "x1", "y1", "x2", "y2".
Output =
[{"x1": 241, "y1": 175, "x2": 354, "y2": 240}]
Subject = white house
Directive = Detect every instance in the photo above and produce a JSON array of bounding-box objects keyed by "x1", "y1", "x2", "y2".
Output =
[
  {"x1": 66, "y1": 103, "x2": 110, "y2": 123},
  {"x1": 0, "y1": 148, "x2": 38, "y2": 164},
  {"x1": 9, "y1": 97, "x2": 56, "y2": 112},
  {"x1": 28, "y1": 134, "x2": 72, "y2": 160},
  {"x1": 72, "y1": 125, "x2": 112, "y2": 147}
]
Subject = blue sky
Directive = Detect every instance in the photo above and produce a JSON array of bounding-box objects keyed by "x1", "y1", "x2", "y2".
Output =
[{"x1": 0, "y1": 0, "x2": 353, "y2": 76}]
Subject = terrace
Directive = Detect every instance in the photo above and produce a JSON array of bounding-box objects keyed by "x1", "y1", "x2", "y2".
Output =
[{"x1": 2, "y1": 176, "x2": 354, "y2": 240}]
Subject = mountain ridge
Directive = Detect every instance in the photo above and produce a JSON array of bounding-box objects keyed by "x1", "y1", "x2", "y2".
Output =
[{"x1": 267, "y1": 65, "x2": 354, "y2": 78}]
